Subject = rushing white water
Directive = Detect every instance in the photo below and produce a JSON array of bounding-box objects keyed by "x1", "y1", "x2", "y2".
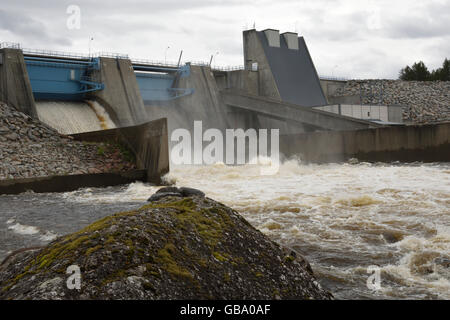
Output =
[
  {"x1": 60, "y1": 160, "x2": 450, "y2": 299},
  {"x1": 36, "y1": 100, "x2": 116, "y2": 134},
  {"x1": 1, "y1": 160, "x2": 448, "y2": 299},
  {"x1": 6, "y1": 218, "x2": 59, "y2": 241}
]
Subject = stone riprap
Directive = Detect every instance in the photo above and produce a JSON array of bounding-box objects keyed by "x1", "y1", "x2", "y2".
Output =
[
  {"x1": 332, "y1": 80, "x2": 450, "y2": 124},
  {"x1": 0, "y1": 101, "x2": 136, "y2": 180},
  {"x1": 0, "y1": 194, "x2": 333, "y2": 300}
]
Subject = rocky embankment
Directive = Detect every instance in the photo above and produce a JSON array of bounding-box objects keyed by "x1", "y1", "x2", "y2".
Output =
[
  {"x1": 0, "y1": 188, "x2": 332, "y2": 300},
  {"x1": 332, "y1": 80, "x2": 450, "y2": 124},
  {"x1": 0, "y1": 101, "x2": 136, "y2": 180}
]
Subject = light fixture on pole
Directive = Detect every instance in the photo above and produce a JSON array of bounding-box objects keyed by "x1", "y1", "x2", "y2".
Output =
[
  {"x1": 209, "y1": 51, "x2": 219, "y2": 67},
  {"x1": 165, "y1": 46, "x2": 170, "y2": 64},
  {"x1": 332, "y1": 65, "x2": 338, "y2": 78},
  {"x1": 88, "y1": 37, "x2": 94, "y2": 57}
]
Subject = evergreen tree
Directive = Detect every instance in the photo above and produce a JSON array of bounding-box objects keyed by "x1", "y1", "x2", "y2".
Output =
[
  {"x1": 400, "y1": 58, "x2": 449, "y2": 81},
  {"x1": 399, "y1": 61, "x2": 430, "y2": 80},
  {"x1": 438, "y1": 58, "x2": 450, "y2": 81},
  {"x1": 411, "y1": 61, "x2": 430, "y2": 81},
  {"x1": 399, "y1": 66, "x2": 415, "y2": 80}
]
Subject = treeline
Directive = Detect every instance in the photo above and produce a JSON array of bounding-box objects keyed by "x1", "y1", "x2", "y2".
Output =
[{"x1": 399, "y1": 58, "x2": 449, "y2": 81}]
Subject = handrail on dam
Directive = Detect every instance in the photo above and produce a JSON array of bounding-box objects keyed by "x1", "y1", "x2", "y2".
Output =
[
  {"x1": 319, "y1": 75, "x2": 349, "y2": 81},
  {"x1": 23, "y1": 55, "x2": 101, "y2": 68},
  {"x1": 20, "y1": 47, "x2": 129, "y2": 60},
  {"x1": 0, "y1": 42, "x2": 21, "y2": 49},
  {"x1": 2, "y1": 42, "x2": 245, "y2": 71}
]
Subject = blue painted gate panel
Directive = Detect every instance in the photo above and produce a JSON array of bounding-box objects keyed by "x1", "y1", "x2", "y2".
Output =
[
  {"x1": 27, "y1": 64, "x2": 84, "y2": 100},
  {"x1": 136, "y1": 73, "x2": 174, "y2": 101},
  {"x1": 134, "y1": 64, "x2": 193, "y2": 102},
  {"x1": 24, "y1": 56, "x2": 104, "y2": 101}
]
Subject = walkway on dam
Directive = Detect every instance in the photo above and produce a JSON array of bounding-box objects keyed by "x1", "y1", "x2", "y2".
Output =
[{"x1": 221, "y1": 89, "x2": 383, "y2": 131}]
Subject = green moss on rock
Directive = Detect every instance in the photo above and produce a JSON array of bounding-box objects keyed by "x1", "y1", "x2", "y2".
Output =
[{"x1": 0, "y1": 195, "x2": 333, "y2": 300}]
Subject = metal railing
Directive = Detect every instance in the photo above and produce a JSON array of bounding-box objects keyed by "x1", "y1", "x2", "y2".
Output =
[
  {"x1": 2, "y1": 42, "x2": 246, "y2": 72},
  {"x1": 21, "y1": 47, "x2": 129, "y2": 60},
  {"x1": 132, "y1": 57, "x2": 245, "y2": 71},
  {"x1": 132, "y1": 58, "x2": 181, "y2": 67},
  {"x1": 319, "y1": 75, "x2": 349, "y2": 81},
  {"x1": 22, "y1": 48, "x2": 90, "y2": 59},
  {"x1": 0, "y1": 42, "x2": 21, "y2": 49},
  {"x1": 95, "y1": 51, "x2": 129, "y2": 59},
  {"x1": 211, "y1": 65, "x2": 245, "y2": 72}
]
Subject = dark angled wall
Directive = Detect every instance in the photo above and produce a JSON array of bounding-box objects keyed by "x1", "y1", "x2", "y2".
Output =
[{"x1": 244, "y1": 29, "x2": 327, "y2": 107}]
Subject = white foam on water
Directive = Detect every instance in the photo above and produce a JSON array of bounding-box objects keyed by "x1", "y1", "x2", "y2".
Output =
[
  {"x1": 60, "y1": 160, "x2": 450, "y2": 299},
  {"x1": 62, "y1": 182, "x2": 159, "y2": 204},
  {"x1": 39, "y1": 230, "x2": 59, "y2": 242},
  {"x1": 163, "y1": 161, "x2": 450, "y2": 299},
  {"x1": 6, "y1": 218, "x2": 59, "y2": 240},
  {"x1": 7, "y1": 222, "x2": 40, "y2": 235}
]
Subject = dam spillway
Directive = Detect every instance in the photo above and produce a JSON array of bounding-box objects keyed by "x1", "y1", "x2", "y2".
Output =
[{"x1": 35, "y1": 100, "x2": 116, "y2": 135}]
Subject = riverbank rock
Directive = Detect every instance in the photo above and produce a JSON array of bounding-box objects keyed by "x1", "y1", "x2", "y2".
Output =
[
  {"x1": 0, "y1": 101, "x2": 136, "y2": 181},
  {"x1": 147, "y1": 187, "x2": 205, "y2": 202},
  {"x1": 0, "y1": 194, "x2": 332, "y2": 300}
]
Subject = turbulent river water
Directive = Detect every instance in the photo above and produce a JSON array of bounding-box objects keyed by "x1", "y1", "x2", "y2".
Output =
[{"x1": 0, "y1": 161, "x2": 449, "y2": 299}]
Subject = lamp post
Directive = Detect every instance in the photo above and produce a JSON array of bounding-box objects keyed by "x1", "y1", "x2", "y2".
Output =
[
  {"x1": 165, "y1": 46, "x2": 170, "y2": 64},
  {"x1": 88, "y1": 37, "x2": 94, "y2": 57},
  {"x1": 332, "y1": 65, "x2": 338, "y2": 78},
  {"x1": 209, "y1": 51, "x2": 219, "y2": 67}
]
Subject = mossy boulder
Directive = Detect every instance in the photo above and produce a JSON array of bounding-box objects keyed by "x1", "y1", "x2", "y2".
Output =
[{"x1": 0, "y1": 195, "x2": 332, "y2": 300}]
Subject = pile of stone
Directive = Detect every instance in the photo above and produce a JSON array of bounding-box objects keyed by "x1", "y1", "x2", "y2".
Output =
[
  {"x1": 0, "y1": 101, "x2": 136, "y2": 181},
  {"x1": 332, "y1": 80, "x2": 450, "y2": 124}
]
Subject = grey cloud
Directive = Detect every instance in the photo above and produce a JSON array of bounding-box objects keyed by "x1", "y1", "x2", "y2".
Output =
[
  {"x1": 381, "y1": 1, "x2": 450, "y2": 39},
  {"x1": 302, "y1": 11, "x2": 369, "y2": 42},
  {"x1": 1, "y1": 0, "x2": 246, "y2": 17},
  {"x1": 383, "y1": 18, "x2": 450, "y2": 39},
  {"x1": 0, "y1": 0, "x2": 448, "y2": 79},
  {"x1": 0, "y1": 9, "x2": 71, "y2": 46}
]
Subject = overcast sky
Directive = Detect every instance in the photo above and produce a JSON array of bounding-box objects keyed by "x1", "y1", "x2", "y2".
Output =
[{"x1": 0, "y1": 0, "x2": 448, "y2": 79}]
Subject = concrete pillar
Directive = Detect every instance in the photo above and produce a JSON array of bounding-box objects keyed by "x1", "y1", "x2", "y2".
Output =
[
  {"x1": 263, "y1": 29, "x2": 280, "y2": 47},
  {"x1": 89, "y1": 57, "x2": 147, "y2": 127},
  {"x1": 243, "y1": 30, "x2": 281, "y2": 100},
  {"x1": 0, "y1": 48, "x2": 37, "y2": 118},
  {"x1": 281, "y1": 32, "x2": 299, "y2": 50}
]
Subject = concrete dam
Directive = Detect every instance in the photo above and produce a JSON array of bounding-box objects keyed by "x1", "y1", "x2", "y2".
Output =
[{"x1": 1, "y1": 28, "x2": 449, "y2": 170}]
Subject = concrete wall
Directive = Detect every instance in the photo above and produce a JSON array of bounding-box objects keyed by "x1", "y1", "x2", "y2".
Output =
[
  {"x1": 320, "y1": 79, "x2": 347, "y2": 103},
  {"x1": 89, "y1": 57, "x2": 147, "y2": 127},
  {"x1": 0, "y1": 170, "x2": 146, "y2": 195},
  {"x1": 243, "y1": 29, "x2": 281, "y2": 100},
  {"x1": 72, "y1": 118, "x2": 169, "y2": 184},
  {"x1": 280, "y1": 122, "x2": 450, "y2": 163},
  {"x1": 327, "y1": 95, "x2": 361, "y2": 105},
  {"x1": 222, "y1": 90, "x2": 382, "y2": 132},
  {"x1": 389, "y1": 105, "x2": 403, "y2": 123},
  {"x1": 144, "y1": 66, "x2": 231, "y2": 148},
  {"x1": 145, "y1": 63, "x2": 318, "y2": 141},
  {"x1": 214, "y1": 70, "x2": 259, "y2": 96},
  {"x1": 314, "y1": 104, "x2": 403, "y2": 123},
  {"x1": 0, "y1": 49, "x2": 37, "y2": 118}
]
